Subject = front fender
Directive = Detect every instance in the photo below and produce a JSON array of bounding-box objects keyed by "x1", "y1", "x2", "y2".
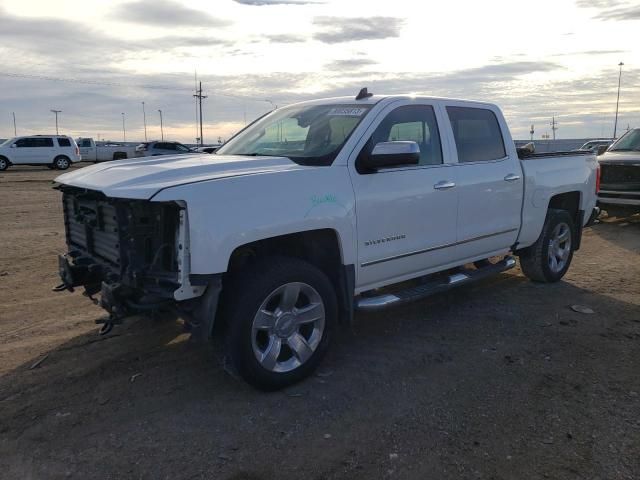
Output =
[{"x1": 152, "y1": 166, "x2": 357, "y2": 274}]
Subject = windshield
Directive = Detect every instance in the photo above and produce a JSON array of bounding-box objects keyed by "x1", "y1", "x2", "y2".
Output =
[
  {"x1": 1, "y1": 137, "x2": 16, "y2": 147},
  {"x1": 216, "y1": 103, "x2": 373, "y2": 166},
  {"x1": 609, "y1": 129, "x2": 640, "y2": 151}
]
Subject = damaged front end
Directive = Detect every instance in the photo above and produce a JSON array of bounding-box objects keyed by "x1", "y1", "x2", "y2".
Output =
[{"x1": 54, "y1": 186, "x2": 216, "y2": 336}]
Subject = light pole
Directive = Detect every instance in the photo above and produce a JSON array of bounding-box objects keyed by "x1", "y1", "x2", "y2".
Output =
[
  {"x1": 142, "y1": 102, "x2": 148, "y2": 141},
  {"x1": 12, "y1": 112, "x2": 16, "y2": 136},
  {"x1": 121, "y1": 112, "x2": 126, "y2": 142},
  {"x1": 50, "y1": 109, "x2": 61, "y2": 135},
  {"x1": 613, "y1": 61, "x2": 624, "y2": 139},
  {"x1": 158, "y1": 109, "x2": 164, "y2": 141}
]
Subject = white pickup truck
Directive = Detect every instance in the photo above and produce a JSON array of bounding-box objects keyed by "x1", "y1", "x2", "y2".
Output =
[
  {"x1": 77, "y1": 138, "x2": 142, "y2": 162},
  {"x1": 54, "y1": 91, "x2": 599, "y2": 390}
]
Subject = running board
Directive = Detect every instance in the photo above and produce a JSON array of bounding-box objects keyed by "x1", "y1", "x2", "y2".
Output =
[{"x1": 356, "y1": 256, "x2": 517, "y2": 312}]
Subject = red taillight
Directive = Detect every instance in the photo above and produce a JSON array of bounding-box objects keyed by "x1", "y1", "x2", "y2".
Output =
[
  {"x1": 75, "y1": 146, "x2": 80, "y2": 156},
  {"x1": 596, "y1": 165, "x2": 601, "y2": 194}
]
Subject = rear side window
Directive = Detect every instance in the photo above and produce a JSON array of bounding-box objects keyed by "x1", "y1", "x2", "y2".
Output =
[
  {"x1": 15, "y1": 137, "x2": 54, "y2": 147},
  {"x1": 58, "y1": 137, "x2": 71, "y2": 147},
  {"x1": 447, "y1": 107, "x2": 506, "y2": 163}
]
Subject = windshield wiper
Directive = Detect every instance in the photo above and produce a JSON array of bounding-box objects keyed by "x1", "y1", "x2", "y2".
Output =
[{"x1": 609, "y1": 148, "x2": 632, "y2": 152}]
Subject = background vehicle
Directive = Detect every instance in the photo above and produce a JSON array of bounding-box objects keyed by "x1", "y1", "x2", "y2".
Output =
[
  {"x1": 54, "y1": 92, "x2": 598, "y2": 390},
  {"x1": 77, "y1": 138, "x2": 141, "y2": 162},
  {"x1": 195, "y1": 145, "x2": 222, "y2": 154},
  {"x1": 579, "y1": 139, "x2": 613, "y2": 153},
  {"x1": 0, "y1": 135, "x2": 80, "y2": 171},
  {"x1": 135, "y1": 141, "x2": 195, "y2": 156},
  {"x1": 597, "y1": 128, "x2": 640, "y2": 216}
]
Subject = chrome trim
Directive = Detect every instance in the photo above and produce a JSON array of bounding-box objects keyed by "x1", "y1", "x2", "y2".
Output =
[
  {"x1": 448, "y1": 273, "x2": 468, "y2": 284},
  {"x1": 361, "y1": 228, "x2": 518, "y2": 267},
  {"x1": 433, "y1": 180, "x2": 456, "y2": 190},
  {"x1": 356, "y1": 294, "x2": 401, "y2": 310}
]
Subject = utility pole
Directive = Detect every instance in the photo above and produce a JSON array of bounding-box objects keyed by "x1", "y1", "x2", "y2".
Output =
[
  {"x1": 613, "y1": 61, "x2": 624, "y2": 139},
  {"x1": 142, "y1": 102, "x2": 148, "y2": 141},
  {"x1": 12, "y1": 112, "x2": 16, "y2": 136},
  {"x1": 193, "y1": 82, "x2": 207, "y2": 146},
  {"x1": 158, "y1": 109, "x2": 164, "y2": 141},
  {"x1": 121, "y1": 112, "x2": 126, "y2": 142},
  {"x1": 51, "y1": 109, "x2": 61, "y2": 135},
  {"x1": 530, "y1": 124, "x2": 534, "y2": 142},
  {"x1": 551, "y1": 116, "x2": 558, "y2": 140}
]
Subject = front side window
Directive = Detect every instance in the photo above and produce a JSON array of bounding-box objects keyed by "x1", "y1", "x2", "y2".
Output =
[
  {"x1": 79, "y1": 139, "x2": 92, "y2": 147},
  {"x1": 362, "y1": 105, "x2": 443, "y2": 166},
  {"x1": 15, "y1": 138, "x2": 31, "y2": 147},
  {"x1": 217, "y1": 103, "x2": 373, "y2": 166},
  {"x1": 176, "y1": 143, "x2": 190, "y2": 152},
  {"x1": 447, "y1": 107, "x2": 506, "y2": 162}
]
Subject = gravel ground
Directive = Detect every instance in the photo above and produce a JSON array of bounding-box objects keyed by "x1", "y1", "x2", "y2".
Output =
[{"x1": 0, "y1": 165, "x2": 639, "y2": 480}]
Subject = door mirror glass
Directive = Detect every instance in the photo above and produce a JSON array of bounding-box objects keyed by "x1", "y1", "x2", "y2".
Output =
[
  {"x1": 10, "y1": 143, "x2": 17, "y2": 148},
  {"x1": 360, "y1": 141, "x2": 420, "y2": 172}
]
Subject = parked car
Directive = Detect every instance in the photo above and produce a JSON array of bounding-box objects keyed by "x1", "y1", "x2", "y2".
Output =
[
  {"x1": 194, "y1": 145, "x2": 222, "y2": 154},
  {"x1": 135, "y1": 141, "x2": 195, "y2": 156},
  {"x1": 0, "y1": 135, "x2": 80, "y2": 171},
  {"x1": 578, "y1": 139, "x2": 613, "y2": 154},
  {"x1": 54, "y1": 91, "x2": 599, "y2": 390},
  {"x1": 77, "y1": 138, "x2": 142, "y2": 162},
  {"x1": 597, "y1": 128, "x2": 640, "y2": 216}
]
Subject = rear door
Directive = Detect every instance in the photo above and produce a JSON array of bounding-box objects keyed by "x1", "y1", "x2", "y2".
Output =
[
  {"x1": 349, "y1": 100, "x2": 459, "y2": 291},
  {"x1": 78, "y1": 138, "x2": 96, "y2": 161},
  {"x1": 444, "y1": 104, "x2": 522, "y2": 261}
]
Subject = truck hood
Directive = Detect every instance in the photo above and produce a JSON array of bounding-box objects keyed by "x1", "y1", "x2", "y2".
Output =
[
  {"x1": 598, "y1": 151, "x2": 640, "y2": 165},
  {"x1": 55, "y1": 154, "x2": 309, "y2": 199}
]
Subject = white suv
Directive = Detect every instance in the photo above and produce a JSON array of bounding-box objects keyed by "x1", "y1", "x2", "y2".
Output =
[{"x1": 0, "y1": 135, "x2": 81, "y2": 171}]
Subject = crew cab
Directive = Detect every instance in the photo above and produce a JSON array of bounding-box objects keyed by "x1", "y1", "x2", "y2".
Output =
[
  {"x1": 77, "y1": 138, "x2": 142, "y2": 162},
  {"x1": 0, "y1": 135, "x2": 80, "y2": 171},
  {"x1": 597, "y1": 128, "x2": 640, "y2": 216},
  {"x1": 53, "y1": 91, "x2": 599, "y2": 390}
]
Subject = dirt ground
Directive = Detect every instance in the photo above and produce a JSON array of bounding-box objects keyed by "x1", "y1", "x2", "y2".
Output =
[{"x1": 0, "y1": 165, "x2": 639, "y2": 480}]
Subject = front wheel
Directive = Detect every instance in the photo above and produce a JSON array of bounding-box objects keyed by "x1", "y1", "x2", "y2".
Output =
[
  {"x1": 0, "y1": 157, "x2": 8, "y2": 171},
  {"x1": 222, "y1": 256, "x2": 337, "y2": 391},
  {"x1": 54, "y1": 156, "x2": 70, "y2": 170},
  {"x1": 519, "y1": 208, "x2": 574, "y2": 283}
]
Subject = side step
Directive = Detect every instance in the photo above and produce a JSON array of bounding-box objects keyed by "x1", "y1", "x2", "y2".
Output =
[{"x1": 356, "y1": 256, "x2": 517, "y2": 312}]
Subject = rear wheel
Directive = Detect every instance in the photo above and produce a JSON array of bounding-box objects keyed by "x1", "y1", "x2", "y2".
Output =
[
  {"x1": 0, "y1": 157, "x2": 8, "y2": 171},
  {"x1": 54, "y1": 156, "x2": 70, "y2": 170},
  {"x1": 222, "y1": 256, "x2": 337, "y2": 391},
  {"x1": 519, "y1": 208, "x2": 574, "y2": 283}
]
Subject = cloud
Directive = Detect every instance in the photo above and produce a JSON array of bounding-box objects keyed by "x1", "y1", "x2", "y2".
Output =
[
  {"x1": 112, "y1": 0, "x2": 231, "y2": 27},
  {"x1": 234, "y1": 0, "x2": 323, "y2": 5},
  {"x1": 576, "y1": 0, "x2": 640, "y2": 21},
  {"x1": 263, "y1": 34, "x2": 307, "y2": 43},
  {"x1": 325, "y1": 58, "x2": 378, "y2": 71},
  {"x1": 551, "y1": 49, "x2": 626, "y2": 56},
  {"x1": 312, "y1": 16, "x2": 404, "y2": 43}
]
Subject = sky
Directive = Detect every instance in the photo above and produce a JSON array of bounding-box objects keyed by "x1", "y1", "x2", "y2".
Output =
[{"x1": 0, "y1": 0, "x2": 638, "y2": 143}]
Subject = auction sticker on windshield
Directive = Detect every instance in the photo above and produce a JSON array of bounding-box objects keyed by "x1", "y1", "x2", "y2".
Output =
[{"x1": 327, "y1": 107, "x2": 368, "y2": 116}]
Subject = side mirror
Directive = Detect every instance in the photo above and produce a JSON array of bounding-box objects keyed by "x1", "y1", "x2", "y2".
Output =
[
  {"x1": 10, "y1": 144, "x2": 16, "y2": 148},
  {"x1": 596, "y1": 145, "x2": 609, "y2": 156},
  {"x1": 360, "y1": 141, "x2": 420, "y2": 172}
]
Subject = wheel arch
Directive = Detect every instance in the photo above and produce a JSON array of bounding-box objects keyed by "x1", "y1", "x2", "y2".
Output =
[
  {"x1": 226, "y1": 229, "x2": 355, "y2": 324},
  {"x1": 547, "y1": 191, "x2": 584, "y2": 250}
]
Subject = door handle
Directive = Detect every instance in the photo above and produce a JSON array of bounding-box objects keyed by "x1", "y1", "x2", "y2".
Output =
[
  {"x1": 433, "y1": 180, "x2": 456, "y2": 190},
  {"x1": 504, "y1": 173, "x2": 521, "y2": 182}
]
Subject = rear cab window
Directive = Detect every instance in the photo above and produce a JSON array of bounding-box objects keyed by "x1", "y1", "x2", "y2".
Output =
[{"x1": 446, "y1": 107, "x2": 506, "y2": 163}]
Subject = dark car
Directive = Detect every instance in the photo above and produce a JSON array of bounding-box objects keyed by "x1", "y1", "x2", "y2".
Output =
[{"x1": 135, "y1": 141, "x2": 195, "y2": 156}]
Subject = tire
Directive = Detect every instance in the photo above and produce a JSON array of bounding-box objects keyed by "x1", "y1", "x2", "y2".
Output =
[
  {"x1": 0, "y1": 157, "x2": 8, "y2": 171},
  {"x1": 54, "y1": 156, "x2": 70, "y2": 170},
  {"x1": 221, "y1": 256, "x2": 337, "y2": 391},
  {"x1": 519, "y1": 208, "x2": 575, "y2": 283},
  {"x1": 113, "y1": 152, "x2": 127, "y2": 160}
]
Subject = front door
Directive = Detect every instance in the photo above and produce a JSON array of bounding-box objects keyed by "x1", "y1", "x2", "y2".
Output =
[{"x1": 349, "y1": 102, "x2": 459, "y2": 291}]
